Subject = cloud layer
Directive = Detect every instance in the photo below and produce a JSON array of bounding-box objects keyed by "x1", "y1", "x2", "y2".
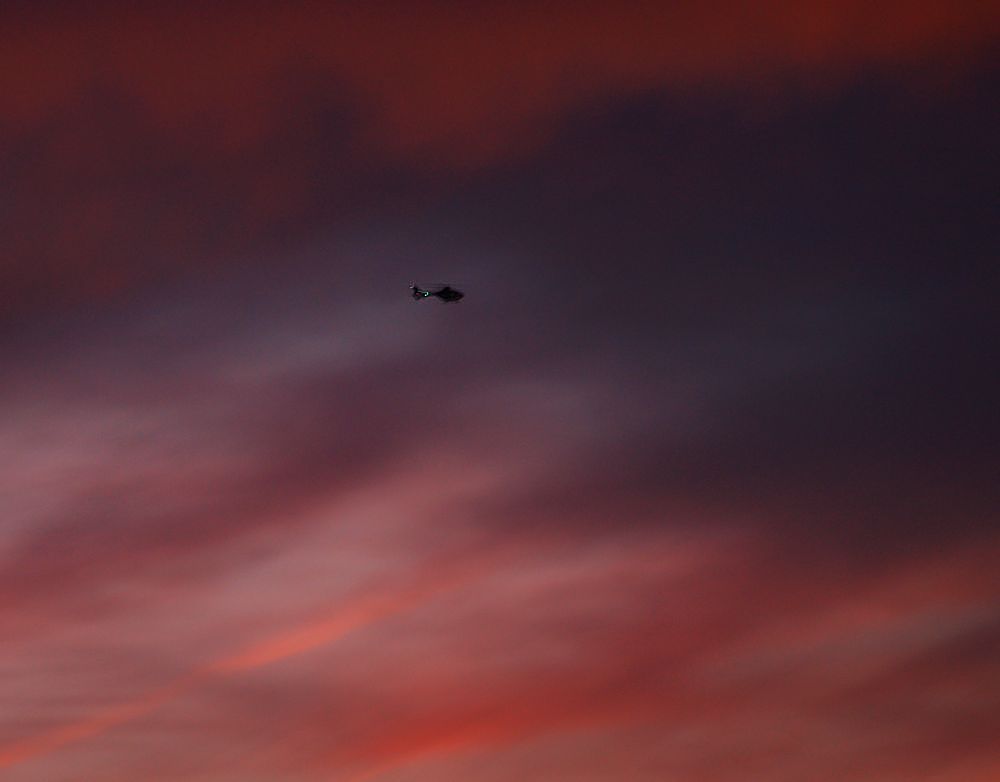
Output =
[{"x1": 1, "y1": 3, "x2": 998, "y2": 780}]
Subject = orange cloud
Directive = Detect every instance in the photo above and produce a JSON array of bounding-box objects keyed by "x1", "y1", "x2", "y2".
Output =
[
  {"x1": 210, "y1": 570, "x2": 468, "y2": 674},
  {"x1": 0, "y1": 566, "x2": 474, "y2": 771},
  {"x1": 0, "y1": 674, "x2": 202, "y2": 769},
  {"x1": 340, "y1": 681, "x2": 655, "y2": 782}
]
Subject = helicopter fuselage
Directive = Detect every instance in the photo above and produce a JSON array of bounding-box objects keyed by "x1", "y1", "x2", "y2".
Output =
[{"x1": 411, "y1": 285, "x2": 464, "y2": 302}]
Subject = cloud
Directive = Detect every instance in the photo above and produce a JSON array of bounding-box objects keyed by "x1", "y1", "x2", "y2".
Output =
[
  {"x1": 2, "y1": 1, "x2": 996, "y2": 160},
  {"x1": 1, "y1": 7, "x2": 996, "y2": 779},
  {"x1": 0, "y1": 559, "x2": 486, "y2": 771},
  {"x1": 2, "y1": 1, "x2": 996, "y2": 319}
]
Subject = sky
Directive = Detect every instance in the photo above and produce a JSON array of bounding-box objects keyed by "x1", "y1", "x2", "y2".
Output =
[{"x1": 1, "y1": 2, "x2": 998, "y2": 780}]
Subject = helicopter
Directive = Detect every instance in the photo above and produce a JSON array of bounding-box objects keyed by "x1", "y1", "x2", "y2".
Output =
[{"x1": 410, "y1": 284, "x2": 464, "y2": 302}]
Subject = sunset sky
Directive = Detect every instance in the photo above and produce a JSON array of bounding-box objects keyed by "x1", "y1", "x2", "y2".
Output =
[{"x1": 1, "y1": 2, "x2": 998, "y2": 780}]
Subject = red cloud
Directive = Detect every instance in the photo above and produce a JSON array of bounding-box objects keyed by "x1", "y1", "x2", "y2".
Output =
[
  {"x1": 1, "y1": 0, "x2": 995, "y2": 316},
  {"x1": 0, "y1": 560, "x2": 482, "y2": 771},
  {"x1": 2, "y1": 1, "x2": 996, "y2": 164}
]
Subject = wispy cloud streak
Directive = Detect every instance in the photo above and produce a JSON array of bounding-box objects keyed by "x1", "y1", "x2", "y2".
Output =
[{"x1": 0, "y1": 564, "x2": 479, "y2": 770}]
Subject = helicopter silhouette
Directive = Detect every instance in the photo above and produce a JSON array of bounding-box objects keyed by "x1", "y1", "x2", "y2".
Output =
[{"x1": 410, "y1": 284, "x2": 464, "y2": 302}]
